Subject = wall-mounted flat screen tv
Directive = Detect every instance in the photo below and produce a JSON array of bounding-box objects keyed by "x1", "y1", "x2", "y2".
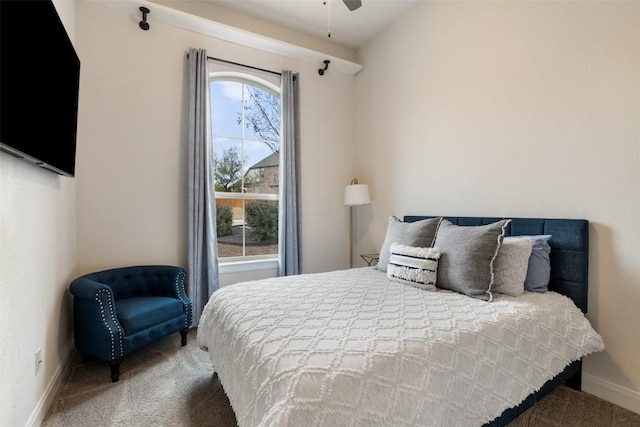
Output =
[{"x1": 0, "y1": 0, "x2": 81, "y2": 177}]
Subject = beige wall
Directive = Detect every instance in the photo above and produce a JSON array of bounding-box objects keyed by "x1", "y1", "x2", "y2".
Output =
[
  {"x1": 75, "y1": 1, "x2": 357, "y2": 276},
  {"x1": 2, "y1": 1, "x2": 356, "y2": 424},
  {"x1": 355, "y1": 1, "x2": 640, "y2": 413},
  {"x1": 0, "y1": 2, "x2": 77, "y2": 426}
]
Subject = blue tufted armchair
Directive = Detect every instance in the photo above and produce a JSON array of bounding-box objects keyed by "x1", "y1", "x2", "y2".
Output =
[{"x1": 69, "y1": 265, "x2": 192, "y2": 382}]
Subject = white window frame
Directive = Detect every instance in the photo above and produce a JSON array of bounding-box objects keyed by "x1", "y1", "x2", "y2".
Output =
[{"x1": 210, "y1": 71, "x2": 281, "y2": 266}]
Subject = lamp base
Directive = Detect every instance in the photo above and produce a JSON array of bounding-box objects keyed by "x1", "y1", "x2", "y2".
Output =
[{"x1": 349, "y1": 205, "x2": 354, "y2": 268}]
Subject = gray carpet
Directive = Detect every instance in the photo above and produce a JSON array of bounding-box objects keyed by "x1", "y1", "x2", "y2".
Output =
[{"x1": 43, "y1": 329, "x2": 640, "y2": 427}]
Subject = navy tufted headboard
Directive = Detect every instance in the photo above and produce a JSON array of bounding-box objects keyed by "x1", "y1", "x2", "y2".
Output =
[{"x1": 404, "y1": 216, "x2": 589, "y2": 313}]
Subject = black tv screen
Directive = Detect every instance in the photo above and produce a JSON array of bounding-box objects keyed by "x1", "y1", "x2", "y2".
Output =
[{"x1": 0, "y1": 0, "x2": 80, "y2": 177}]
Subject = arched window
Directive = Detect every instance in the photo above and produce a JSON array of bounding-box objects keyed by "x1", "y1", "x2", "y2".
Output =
[{"x1": 210, "y1": 72, "x2": 281, "y2": 261}]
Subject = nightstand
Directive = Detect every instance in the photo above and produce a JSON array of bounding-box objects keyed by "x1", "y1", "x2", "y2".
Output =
[{"x1": 360, "y1": 253, "x2": 380, "y2": 266}]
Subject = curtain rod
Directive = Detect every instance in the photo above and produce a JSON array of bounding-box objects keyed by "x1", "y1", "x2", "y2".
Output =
[{"x1": 207, "y1": 56, "x2": 282, "y2": 77}]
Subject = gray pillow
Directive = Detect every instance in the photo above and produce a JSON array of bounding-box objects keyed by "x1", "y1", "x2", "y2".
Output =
[
  {"x1": 377, "y1": 216, "x2": 441, "y2": 272},
  {"x1": 522, "y1": 235, "x2": 552, "y2": 292},
  {"x1": 434, "y1": 219, "x2": 511, "y2": 301},
  {"x1": 493, "y1": 236, "x2": 533, "y2": 297}
]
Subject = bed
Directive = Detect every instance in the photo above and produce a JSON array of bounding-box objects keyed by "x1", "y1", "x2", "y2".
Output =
[{"x1": 197, "y1": 216, "x2": 605, "y2": 426}]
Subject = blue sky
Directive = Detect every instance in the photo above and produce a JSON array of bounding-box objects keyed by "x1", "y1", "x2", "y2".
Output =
[{"x1": 210, "y1": 81, "x2": 279, "y2": 172}]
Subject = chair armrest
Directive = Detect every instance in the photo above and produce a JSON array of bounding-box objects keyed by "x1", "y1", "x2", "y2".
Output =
[
  {"x1": 70, "y1": 277, "x2": 125, "y2": 360},
  {"x1": 70, "y1": 277, "x2": 113, "y2": 300},
  {"x1": 152, "y1": 266, "x2": 188, "y2": 299}
]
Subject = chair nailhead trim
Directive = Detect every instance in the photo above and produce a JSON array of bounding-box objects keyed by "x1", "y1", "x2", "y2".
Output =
[
  {"x1": 174, "y1": 269, "x2": 191, "y2": 329},
  {"x1": 96, "y1": 288, "x2": 124, "y2": 359}
]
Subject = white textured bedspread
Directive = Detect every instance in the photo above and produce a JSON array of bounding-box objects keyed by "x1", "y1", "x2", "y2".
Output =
[{"x1": 197, "y1": 267, "x2": 604, "y2": 427}]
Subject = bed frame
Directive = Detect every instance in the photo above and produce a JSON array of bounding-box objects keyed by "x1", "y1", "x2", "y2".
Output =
[{"x1": 404, "y1": 216, "x2": 589, "y2": 426}]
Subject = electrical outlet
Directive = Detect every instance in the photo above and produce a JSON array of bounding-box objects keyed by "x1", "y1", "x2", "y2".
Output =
[{"x1": 35, "y1": 348, "x2": 42, "y2": 376}]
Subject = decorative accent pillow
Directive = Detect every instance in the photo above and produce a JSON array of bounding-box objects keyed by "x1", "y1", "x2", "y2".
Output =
[
  {"x1": 376, "y1": 216, "x2": 442, "y2": 272},
  {"x1": 433, "y1": 219, "x2": 511, "y2": 301},
  {"x1": 493, "y1": 236, "x2": 533, "y2": 297},
  {"x1": 522, "y1": 235, "x2": 552, "y2": 292},
  {"x1": 387, "y1": 243, "x2": 441, "y2": 291}
]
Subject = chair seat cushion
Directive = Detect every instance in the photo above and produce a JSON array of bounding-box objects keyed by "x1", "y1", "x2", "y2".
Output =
[{"x1": 116, "y1": 297, "x2": 184, "y2": 335}]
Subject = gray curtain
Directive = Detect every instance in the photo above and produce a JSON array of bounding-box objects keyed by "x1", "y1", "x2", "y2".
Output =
[
  {"x1": 278, "y1": 71, "x2": 301, "y2": 276},
  {"x1": 187, "y1": 48, "x2": 219, "y2": 326}
]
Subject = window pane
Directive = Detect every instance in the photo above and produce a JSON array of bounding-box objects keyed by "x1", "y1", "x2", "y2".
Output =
[
  {"x1": 244, "y1": 200, "x2": 278, "y2": 256},
  {"x1": 216, "y1": 198, "x2": 244, "y2": 258},
  {"x1": 245, "y1": 142, "x2": 278, "y2": 191},
  {"x1": 243, "y1": 85, "x2": 281, "y2": 144},
  {"x1": 215, "y1": 199, "x2": 278, "y2": 258},
  {"x1": 213, "y1": 137, "x2": 245, "y2": 193},
  {"x1": 211, "y1": 81, "x2": 243, "y2": 138}
]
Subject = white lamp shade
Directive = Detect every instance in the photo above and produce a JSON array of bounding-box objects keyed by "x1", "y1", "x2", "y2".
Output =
[{"x1": 344, "y1": 184, "x2": 371, "y2": 206}]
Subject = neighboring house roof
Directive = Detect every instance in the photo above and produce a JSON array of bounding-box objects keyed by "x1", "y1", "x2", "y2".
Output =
[
  {"x1": 247, "y1": 152, "x2": 279, "y2": 170},
  {"x1": 232, "y1": 152, "x2": 279, "y2": 190}
]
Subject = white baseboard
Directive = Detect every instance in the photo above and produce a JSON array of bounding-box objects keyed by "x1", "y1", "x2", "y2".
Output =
[
  {"x1": 26, "y1": 340, "x2": 75, "y2": 427},
  {"x1": 583, "y1": 373, "x2": 640, "y2": 415}
]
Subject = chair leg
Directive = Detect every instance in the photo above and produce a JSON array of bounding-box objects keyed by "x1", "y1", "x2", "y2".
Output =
[
  {"x1": 109, "y1": 360, "x2": 121, "y2": 383},
  {"x1": 180, "y1": 328, "x2": 188, "y2": 346}
]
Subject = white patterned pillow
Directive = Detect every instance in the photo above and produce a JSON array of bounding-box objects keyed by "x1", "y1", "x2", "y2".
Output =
[{"x1": 387, "y1": 243, "x2": 441, "y2": 291}]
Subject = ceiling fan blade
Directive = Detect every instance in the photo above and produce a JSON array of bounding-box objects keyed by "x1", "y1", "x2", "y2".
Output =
[{"x1": 343, "y1": 0, "x2": 362, "y2": 11}]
